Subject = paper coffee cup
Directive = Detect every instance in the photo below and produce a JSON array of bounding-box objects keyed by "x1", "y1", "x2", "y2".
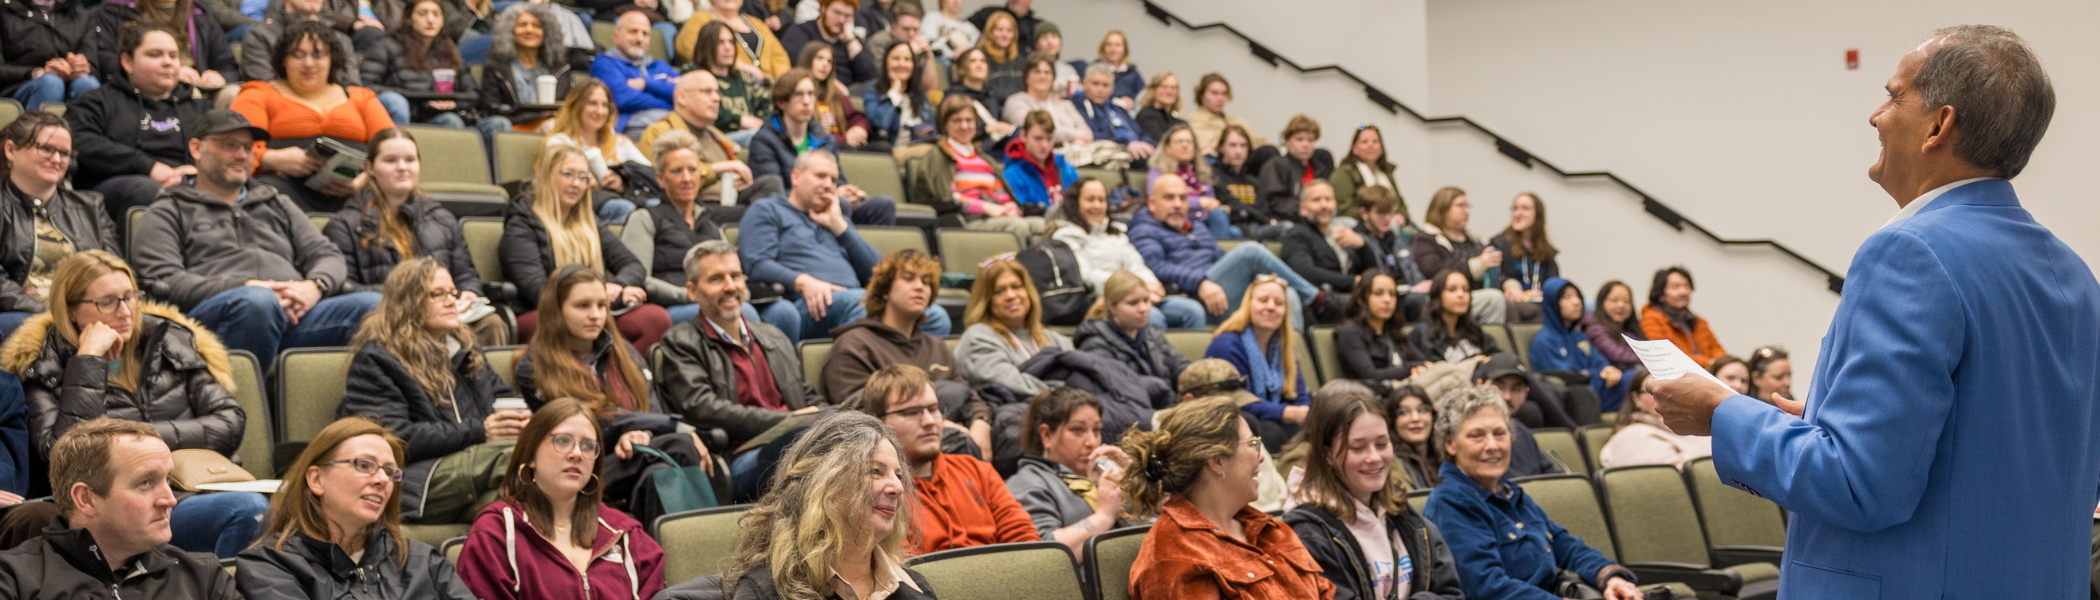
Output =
[
  {"x1": 492, "y1": 398, "x2": 529, "y2": 414},
  {"x1": 535, "y1": 75, "x2": 558, "y2": 104},
  {"x1": 433, "y1": 69, "x2": 455, "y2": 93}
]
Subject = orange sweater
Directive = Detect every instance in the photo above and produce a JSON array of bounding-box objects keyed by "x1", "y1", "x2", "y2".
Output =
[
  {"x1": 230, "y1": 81, "x2": 395, "y2": 171},
  {"x1": 1640, "y1": 304, "x2": 1727, "y2": 367},
  {"x1": 911, "y1": 453, "x2": 1039, "y2": 554}
]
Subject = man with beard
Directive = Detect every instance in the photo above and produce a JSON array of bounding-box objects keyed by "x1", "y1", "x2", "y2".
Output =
[
  {"x1": 860, "y1": 364, "x2": 1035, "y2": 554},
  {"x1": 780, "y1": 0, "x2": 877, "y2": 86}
]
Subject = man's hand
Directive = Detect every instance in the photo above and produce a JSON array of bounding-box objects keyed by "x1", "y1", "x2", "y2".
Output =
[
  {"x1": 711, "y1": 160, "x2": 754, "y2": 187},
  {"x1": 1770, "y1": 393, "x2": 1805, "y2": 417},
  {"x1": 969, "y1": 418, "x2": 992, "y2": 462},
  {"x1": 1146, "y1": 280, "x2": 1166, "y2": 305},
  {"x1": 846, "y1": 39, "x2": 863, "y2": 60},
  {"x1": 283, "y1": 279, "x2": 323, "y2": 324},
  {"x1": 986, "y1": 120, "x2": 1014, "y2": 138},
  {"x1": 739, "y1": 114, "x2": 764, "y2": 131},
  {"x1": 42, "y1": 58, "x2": 72, "y2": 80},
  {"x1": 149, "y1": 163, "x2": 196, "y2": 187},
  {"x1": 1281, "y1": 405, "x2": 1308, "y2": 424},
  {"x1": 836, "y1": 184, "x2": 867, "y2": 201},
  {"x1": 1197, "y1": 280, "x2": 1228, "y2": 315},
  {"x1": 1645, "y1": 375, "x2": 1737, "y2": 436},
  {"x1": 1600, "y1": 575, "x2": 1642, "y2": 600},
  {"x1": 1126, "y1": 140, "x2": 1154, "y2": 160},
  {"x1": 807, "y1": 193, "x2": 850, "y2": 235},
  {"x1": 794, "y1": 274, "x2": 847, "y2": 320},
  {"x1": 604, "y1": 170, "x2": 626, "y2": 192},
  {"x1": 843, "y1": 125, "x2": 868, "y2": 147},
  {"x1": 628, "y1": 77, "x2": 646, "y2": 90},
  {"x1": 1332, "y1": 226, "x2": 1364, "y2": 249}
]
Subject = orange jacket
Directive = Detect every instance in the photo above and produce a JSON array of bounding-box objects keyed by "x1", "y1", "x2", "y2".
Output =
[
  {"x1": 1129, "y1": 496, "x2": 1335, "y2": 600},
  {"x1": 1641, "y1": 304, "x2": 1727, "y2": 367},
  {"x1": 912, "y1": 453, "x2": 1039, "y2": 554}
]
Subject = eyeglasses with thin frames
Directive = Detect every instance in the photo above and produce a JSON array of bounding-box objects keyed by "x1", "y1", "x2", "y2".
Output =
[
  {"x1": 74, "y1": 291, "x2": 138, "y2": 313},
  {"x1": 321, "y1": 457, "x2": 404, "y2": 481},
  {"x1": 883, "y1": 403, "x2": 942, "y2": 422},
  {"x1": 550, "y1": 433, "x2": 601, "y2": 457}
]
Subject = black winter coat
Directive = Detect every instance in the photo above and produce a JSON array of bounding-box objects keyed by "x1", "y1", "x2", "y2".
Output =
[
  {"x1": 1017, "y1": 348, "x2": 1171, "y2": 445},
  {"x1": 360, "y1": 35, "x2": 485, "y2": 123},
  {"x1": 323, "y1": 192, "x2": 486, "y2": 296},
  {"x1": 633, "y1": 201, "x2": 722, "y2": 288},
  {"x1": 1133, "y1": 106, "x2": 1182, "y2": 148},
  {"x1": 1335, "y1": 321, "x2": 1424, "y2": 384},
  {"x1": 478, "y1": 54, "x2": 570, "y2": 124},
  {"x1": 0, "y1": 181, "x2": 118, "y2": 313},
  {"x1": 0, "y1": 0, "x2": 102, "y2": 98},
  {"x1": 654, "y1": 316, "x2": 821, "y2": 442},
  {"x1": 1282, "y1": 503, "x2": 1466, "y2": 600},
  {"x1": 234, "y1": 529, "x2": 477, "y2": 600},
  {"x1": 93, "y1": 0, "x2": 237, "y2": 85},
  {"x1": 0, "y1": 302, "x2": 242, "y2": 460},
  {"x1": 1211, "y1": 155, "x2": 1266, "y2": 226},
  {"x1": 63, "y1": 77, "x2": 211, "y2": 190},
  {"x1": 1070, "y1": 318, "x2": 1187, "y2": 387},
  {"x1": 1407, "y1": 317, "x2": 1500, "y2": 363},
  {"x1": 498, "y1": 193, "x2": 647, "y2": 311},
  {"x1": 1254, "y1": 149, "x2": 1334, "y2": 221},
  {"x1": 1280, "y1": 218, "x2": 1366, "y2": 292},
  {"x1": 336, "y1": 341, "x2": 516, "y2": 514},
  {"x1": 0, "y1": 521, "x2": 241, "y2": 600}
]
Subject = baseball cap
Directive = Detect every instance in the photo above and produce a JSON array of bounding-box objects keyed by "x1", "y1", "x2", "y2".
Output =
[
  {"x1": 189, "y1": 109, "x2": 271, "y2": 142},
  {"x1": 1471, "y1": 353, "x2": 1528, "y2": 383}
]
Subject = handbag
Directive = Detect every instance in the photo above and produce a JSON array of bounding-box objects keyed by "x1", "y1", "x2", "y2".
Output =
[
  {"x1": 632, "y1": 444, "x2": 719, "y2": 515},
  {"x1": 169, "y1": 449, "x2": 256, "y2": 492}
]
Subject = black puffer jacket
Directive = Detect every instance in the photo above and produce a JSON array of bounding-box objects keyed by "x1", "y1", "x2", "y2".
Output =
[
  {"x1": 1016, "y1": 348, "x2": 1171, "y2": 445},
  {"x1": 1211, "y1": 155, "x2": 1267, "y2": 226},
  {"x1": 64, "y1": 77, "x2": 211, "y2": 191},
  {"x1": 1254, "y1": 148, "x2": 1335, "y2": 220},
  {"x1": 1070, "y1": 318, "x2": 1188, "y2": 388},
  {"x1": 324, "y1": 192, "x2": 486, "y2": 296},
  {"x1": 1283, "y1": 503, "x2": 1466, "y2": 600},
  {"x1": 514, "y1": 332, "x2": 679, "y2": 441},
  {"x1": 360, "y1": 35, "x2": 485, "y2": 123},
  {"x1": 0, "y1": 520, "x2": 241, "y2": 599},
  {"x1": 0, "y1": 0, "x2": 102, "y2": 98},
  {"x1": 498, "y1": 193, "x2": 647, "y2": 311},
  {"x1": 654, "y1": 316, "x2": 821, "y2": 442},
  {"x1": 235, "y1": 528, "x2": 477, "y2": 600},
  {"x1": 0, "y1": 181, "x2": 118, "y2": 314},
  {"x1": 336, "y1": 340, "x2": 515, "y2": 515},
  {"x1": 627, "y1": 201, "x2": 723, "y2": 290},
  {"x1": 0, "y1": 302, "x2": 242, "y2": 460}
]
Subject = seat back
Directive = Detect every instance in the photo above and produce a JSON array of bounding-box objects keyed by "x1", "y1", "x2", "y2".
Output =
[
  {"x1": 1217, "y1": 239, "x2": 1253, "y2": 254},
  {"x1": 494, "y1": 132, "x2": 546, "y2": 185},
  {"x1": 309, "y1": 213, "x2": 331, "y2": 232},
  {"x1": 1580, "y1": 424, "x2": 1614, "y2": 473},
  {"x1": 655, "y1": 505, "x2": 752, "y2": 584},
  {"x1": 1508, "y1": 322, "x2": 1542, "y2": 366},
  {"x1": 127, "y1": 206, "x2": 148, "y2": 264},
  {"x1": 837, "y1": 151, "x2": 906, "y2": 201},
  {"x1": 403, "y1": 125, "x2": 494, "y2": 184},
  {"x1": 860, "y1": 225, "x2": 929, "y2": 258},
  {"x1": 1513, "y1": 473, "x2": 1616, "y2": 560},
  {"x1": 800, "y1": 340, "x2": 831, "y2": 399},
  {"x1": 937, "y1": 229, "x2": 1022, "y2": 276},
  {"x1": 1289, "y1": 328, "x2": 1321, "y2": 387},
  {"x1": 226, "y1": 350, "x2": 273, "y2": 478},
  {"x1": 1486, "y1": 323, "x2": 1520, "y2": 364},
  {"x1": 1405, "y1": 488, "x2": 1431, "y2": 515},
  {"x1": 1684, "y1": 457, "x2": 1787, "y2": 550},
  {"x1": 1599, "y1": 465, "x2": 1713, "y2": 566},
  {"x1": 905, "y1": 542, "x2": 1083, "y2": 600},
  {"x1": 273, "y1": 347, "x2": 353, "y2": 443},
  {"x1": 1164, "y1": 331, "x2": 1212, "y2": 369},
  {"x1": 481, "y1": 345, "x2": 523, "y2": 389},
  {"x1": 440, "y1": 536, "x2": 466, "y2": 565},
  {"x1": 722, "y1": 226, "x2": 738, "y2": 246},
  {"x1": 1530, "y1": 427, "x2": 1587, "y2": 475},
  {"x1": 1085, "y1": 526, "x2": 1151, "y2": 600},
  {"x1": 1309, "y1": 325, "x2": 1343, "y2": 387},
  {"x1": 461, "y1": 217, "x2": 508, "y2": 287},
  {"x1": 0, "y1": 99, "x2": 19, "y2": 129}
]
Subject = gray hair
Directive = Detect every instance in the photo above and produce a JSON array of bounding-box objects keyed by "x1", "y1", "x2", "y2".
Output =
[
  {"x1": 1300, "y1": 178, "x2": 1333, "y2": 203},
  {"x1": 1915, "y1": 25, "x2": 2055, "y2": 179},
  {"x1": 792, "y1": 150, "x2": 837, "y2": 174},
  {"x1": 650, "y1": 128, "x2": 702, "y2": 170},
  {"x1": 682, "y1": 239, "x2": 740, "y2": 284},
  {"x1": 488, "y1": 3, "x2": 568, "y2": 74},
  {"x1": 1084, "y1": 61, "x2": 1116, "y2": 80},
  {"x1": 1432, "y1": 387, "x2": 1509, "y2": 447}
]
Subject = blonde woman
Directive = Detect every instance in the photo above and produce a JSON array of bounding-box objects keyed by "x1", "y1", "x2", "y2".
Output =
[
  {"x1": 497, "y1": 144, "x2": 671, "y2": 352},
  {"x1": 976, "y1": 10, "x2": 1025, "y2": 101},
  {"x1": 725, "y1": 410, "x2": 930, "y2": 600},
  {"x1": 543, "y1": 80, "x2": 651, "y2": 222},
  {"x1": 1092, "y1": 30, "x2": 1144, "y2": 107},
  {"x1": 955, "y1": 257, "x2": 1071, "y2": 397},
  {"x1": 1133, "y1": 72, "x2": 1183, "y2": 145},
  {"x1": 1071, "y1": 270, "x2": 1190, "y2": 388},
  {"x1": 1201, "y1": 275, "x2": 1306, "y2": 452}
]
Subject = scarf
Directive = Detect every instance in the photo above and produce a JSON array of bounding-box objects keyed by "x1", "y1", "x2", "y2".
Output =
[
  {"x1": 1237, "y1": 330, "x2": 1284, "y2": 404},
  {"x1": 1658, "y1": 304, "x2": 1698, "y2": 335}
]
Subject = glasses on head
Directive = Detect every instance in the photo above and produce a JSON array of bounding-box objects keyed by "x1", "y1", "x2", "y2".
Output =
[
  {"x1": 1754, "y1": 345, "x2": 1786, "y2": 358},
  {"x1": 29, "y1": 143, "x2": 73, "y2": 163},
  {"x1": 321, "y1": 458, "x2": 404, "y2": 481},
  {"x1": 74, "y1": 291, "x2": 138, "y2": 313},
  {"x1": 428, "y1": 288, "x2": 460, "y2": 301},
  {"x1": 978, "y1": 252, "x2": 1016, "y2": 269},
  {"x1": 883, "y1": 403, "x2": 941, "y2": 422},
  {"x1": 549, "y1": 433, "x2": 601, "y2": 456},
  {"x1": 1356, "y1": 123, "x2": 1376, "y2": 131}
]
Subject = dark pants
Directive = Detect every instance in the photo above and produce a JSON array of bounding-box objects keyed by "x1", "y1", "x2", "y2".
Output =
[
  {"x1": 255, "y1": 174, "x2": 351, "y2": 213},
  {"x1": 95, "y1": 175, "x2": 166, "y2": 231},
  {"x1": 849, "y1": 195, "x2": 897, "y2": 226}
]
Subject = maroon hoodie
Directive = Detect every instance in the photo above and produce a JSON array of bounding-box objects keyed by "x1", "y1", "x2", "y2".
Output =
[{"x1": 457, "y1": 500, "x2": 667, "y2": 600}]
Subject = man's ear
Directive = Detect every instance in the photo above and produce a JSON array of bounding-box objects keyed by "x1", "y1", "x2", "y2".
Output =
[
  {"x1": 1923, "y1": 104, "x2": 1960, "y2": 154},
  {"x1": 67, "y1": 482, "x2": 98, "y2": 521}
]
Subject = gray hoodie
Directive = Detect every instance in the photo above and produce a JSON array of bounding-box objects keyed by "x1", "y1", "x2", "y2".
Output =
[{"x1": 132, "y1": 180, "x2": 348, "y2": 310}]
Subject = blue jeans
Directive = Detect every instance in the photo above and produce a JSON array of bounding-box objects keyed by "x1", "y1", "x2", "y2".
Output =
[
  {"x1": 1202, "y1": 209, "x2": 1240, "y2": 240},
  {"x1": 189, "y1": 288, "x2": 382, "y2": 375},
  {"x1": 461, "y1": 31, "x2": 492, "y2": 64},
  {"x1": 726, "y1": 128, "x2": 759, "y2": 147},
  {"x1": 1204, "y1": 243, "x2": 1316, "y2": 328},
  {"x1": 12, "y1": 74, "x2": 99, "y2": 110},
  {"x1": 1146, "y1": 295, "x2": 1207, "y2": 330},
  {"x1": 0, "y1": 312, "x2": 30, "y2": 340},
  {"x1": 169, "y1": 491, "x2": 268, "y2": 558},
  {"x1": 758, "y1": 288, "x2": 951, "y2": 342},
  {"x1": 225, "y1": 23, "x2": 255, "y2": 44},
  {"x1": 665, "y1": 303, "x2": 761, "y2": 326},
  {"x1": 0, "y1": 369, "x2": 26, "y2": 496},
  {"x1": 598, "y1": 197, "x2": 638, "y2": 224},
  {"x1": 848, "y1": 196, "x2": 896, "y2": 226}
]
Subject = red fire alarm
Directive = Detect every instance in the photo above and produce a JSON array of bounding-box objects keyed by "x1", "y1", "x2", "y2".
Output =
[{"x1": 1846, "y1": 49, "x2": 1860, "y2": 70}]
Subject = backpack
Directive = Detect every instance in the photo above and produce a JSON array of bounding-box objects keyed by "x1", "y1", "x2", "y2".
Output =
[{"x1": 1018, "y1": 239, "x2": 1090, "y2": 326}]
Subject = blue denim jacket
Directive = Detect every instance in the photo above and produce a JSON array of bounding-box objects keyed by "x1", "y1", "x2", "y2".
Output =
[{"x1": 1422, "y1": 462, "x2": 1619, "y2": 600}]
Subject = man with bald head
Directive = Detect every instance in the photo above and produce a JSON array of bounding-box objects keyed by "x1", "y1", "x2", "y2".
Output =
[
  {"x1": 1649, "y1": 25, "x2": 2100, "y2": 599},
  {"x1": 1127, "y1": 174, "x2": 1324, "y2": 328},
  {"x1": 639, "y1": 70, "x2": 780, "y2": 224},
  {"x1": 592, "y1": 11, "x2": 680, "y2": 133}
]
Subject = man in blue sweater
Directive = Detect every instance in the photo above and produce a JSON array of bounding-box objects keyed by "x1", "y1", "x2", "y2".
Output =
[
  {"x1": 1127, "y1": 176, "x2": 1322, "y2": 327},
  {"x1": 592, "y1": 11, "x2": 679, "y2": 134},
  {"x1": 738, "y1": 152, "x2": 951, "y2": 342},
  {"x1": 1071, "y1": 63, "x2": 1153, "y2": 159}
]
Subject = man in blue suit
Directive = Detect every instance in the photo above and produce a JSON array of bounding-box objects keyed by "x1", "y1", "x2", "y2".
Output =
[{"x1": 1650, "y1": 25, "x2": 2100, "y2": 599}]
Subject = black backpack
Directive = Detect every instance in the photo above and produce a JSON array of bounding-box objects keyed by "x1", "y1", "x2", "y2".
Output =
[{"x1": 1019, "y1": 239, "x2": 1090, "y2": 326}]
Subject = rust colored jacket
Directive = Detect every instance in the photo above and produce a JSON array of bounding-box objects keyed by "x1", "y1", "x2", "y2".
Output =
[
  {"x1": 1640, "y1": 304, "x2": 1728, "y2": 367},
  {"x1": 912, "y1": 453, "x2": 1039, "y2": 554},
  {"x1": 1130, "y1": 496, "x2": 1335, "y2": 600}
]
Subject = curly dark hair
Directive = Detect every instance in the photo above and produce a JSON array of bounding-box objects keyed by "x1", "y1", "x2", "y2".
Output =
[{"x1": 271, "y1": 20, "x2": 349, "y2": 85}]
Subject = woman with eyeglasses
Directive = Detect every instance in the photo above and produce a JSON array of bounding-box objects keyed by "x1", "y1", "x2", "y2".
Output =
[
  {"x1": 236, "y1": 417, "x2": 477, "y2": 600},
  {"x1": 234, "y1": 20, "x2": 397, "y2": 213},
  {"x1": 1202, "y1": 275, "x2": 1307, "y2": 453},
  {"x1": 458, "y1": 397, "x2": 667, "y2": 600},
  {"x1": 955, "y1": 257, "x2": 1072, "y2": 398},
  {"x1": 1746, "y1": 346, "x2": 1792, "y2": 403},
  {"x1": 0, "y1": 113, "x2": 120, "y2": 338},
  {"x1": 0, "y1": 250, "x2": 268, "y2": 557},
  {"x1": 337, "y1": 257, "x2": 527, "y2": 525}
]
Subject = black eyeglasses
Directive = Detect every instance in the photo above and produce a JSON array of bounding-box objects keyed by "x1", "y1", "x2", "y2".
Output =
[
  {"x1": 550, "y1": 433, "x2": 601, "y2": 457},
  {"x1": 321, "y1": 458, "x2": 404, "y2": 481},
  {"x1": 29, "y1": 143, "x2": 73, "y2": 162},
  {"x1": 428, "y1": 288, "x2": 460, "y2": 301},
  {"x1": 73, "y1": 291, "x2": 138, "y2": 313}
]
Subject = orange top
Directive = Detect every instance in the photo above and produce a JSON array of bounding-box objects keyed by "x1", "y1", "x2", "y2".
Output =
[
  {"x1": 1640, "y1": 303, "x2": 1728, "y2": 368},
  {"x1": 230, "y1": 81, "x2": 395, "y2": 171},
  {"x1": 911, "y1": 453, "x2": 1039, "y2": 555}
]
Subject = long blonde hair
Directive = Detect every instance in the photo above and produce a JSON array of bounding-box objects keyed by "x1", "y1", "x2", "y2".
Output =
[
  {"x1": 348, "y1": 257, "x2": 479, "y2": 407},
  {"x1": 547, "y1": 80, "x2": 623, "y2": 163},
  {"x1": 727, "y1": 411, "x2": 915, "y2": 600},
  {"x1": 1146, "y1": 123, "x2": 1210, "y2": 183},
  {"x1": 531, "y1": 145, "x2": 605, "y2": 274},
  {"x1": 963, "y1": 259, "x2": 1048, "y2": 349},
  {"x1": 49, "y1": 251, "x2": 144, "y2": 392},
  {"x1": 1083, "y1": 270, "x2": 1147, "y2": 321},
  {"x1": 1213, "y1": 276, "x2": 1298, "y2": 399}
]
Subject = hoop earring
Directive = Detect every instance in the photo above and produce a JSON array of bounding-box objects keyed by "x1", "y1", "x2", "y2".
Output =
[
  {"x1": 518, "y1": 463, "x2": 537, "y2": 486},
  {"x1": 580, "y1": 473, "x2": 602, "y2": 496}
]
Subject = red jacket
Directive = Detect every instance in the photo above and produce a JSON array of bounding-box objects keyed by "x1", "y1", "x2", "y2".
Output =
[
  {"x1": 457, "y1": 500, "x2": 668, "y2": 600},
  {"x1": 1640, "y1": 304, "x2": 1728, "y2": 368},
  {"x1": 912, "y1": 453, "x2": 1040, "y2": 554},
  {"x1": 1130, "y1": 496, "x2": 1334, "y2": 600}
]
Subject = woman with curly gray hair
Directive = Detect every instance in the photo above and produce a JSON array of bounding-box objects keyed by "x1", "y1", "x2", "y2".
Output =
[
  {"x1": 479, "y1": 2, "x2": 578, "y2": 128},
  {"x1": 725, "y1": 410, "x2": 930, "y2": 600}
]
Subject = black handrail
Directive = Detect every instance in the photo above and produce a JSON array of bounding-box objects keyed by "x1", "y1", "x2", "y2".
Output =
[{"x1": 1138, "y1": 1, "x2": 1845, "y2": 294}]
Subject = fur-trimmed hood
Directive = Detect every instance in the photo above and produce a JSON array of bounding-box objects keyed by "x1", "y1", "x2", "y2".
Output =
[{"x1": 0, "y1": 300, "x2": 237, "y2": 393}]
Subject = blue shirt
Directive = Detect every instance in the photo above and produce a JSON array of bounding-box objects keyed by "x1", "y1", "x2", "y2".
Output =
[
  {"x1": 1201, "y1": 329, "x2": 1307, "y2": 423},
  {"x1": 589, "y1": 52, "x2": 679, "y2": 130},
  {"x1": 1424, "y1": 462, "x2": 1621, "y2": 600},
  {"x1": 735, "y1": 196, "x2": 880, "y2": 296}
]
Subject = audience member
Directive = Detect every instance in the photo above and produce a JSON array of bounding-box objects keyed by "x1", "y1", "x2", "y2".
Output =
[
  {"x1": 1006, "y1": 387, "x2": 1132, "y2": 556},
  {"x1": 1423, "y1": 387, "x2": 1642, "y2": 600},
  {"x1": 1331, "y1": 124, "x2": 1402, "y2": 221},
  {"x1": 589, "y1": 12, "x2": 679, "y2": 134},
  {"x1": 499, "y1": 145, "x2": 672, "y2": 351},
  {"x1": 1210, "y1": 124, "x2": 1279, "y2": 240},
  {"x1": 1171, "y1": 359, "x2": 1292, "y2": 513},
  {"x1": 1335, "y1": 272, "x2": 1426, "y2": 392},
  {"x1": 197, "y1": 0, "x2": 256, "y2": 44},
  {"x1": 620, "y1": 130, "x2": 726, "y2": 319},
  {"x1": 673, "y1": 0, "x2": 790, "y2": 78},
  {"x1": 741, "y1": 154, "x2": 941, "y2": 342},
  {"x1": 1255, "y1": 114, "x2": 1334, "y2": 220},
  {"x1": 1282, "y1": 390, "x2": 1466, "y2": 600},
  {"x1": 2, "y1": 0, "x2": 100, "y2": 110},
  {"x1": 862, "y1": 41, "x2": 936, "y2": 150},
  {"x1": 241, "y1": 0, "x2": 362, "y2": 87},
  {"x1": 781, "y1": 0, "x2": 877, "y2": 86},
  {"x1": 1202, "y1": 275, "x2": 1308, "y2": 452},
  {"x1": 1408, "y1": 271, "x2": 1501, "y2": 363},
  {"x1": 478, "y1": 3, "x2": 574, "y2": 129},
  {"x1": 363, "y1": 0, "x2": 512, "y2": 142},
  {"x1": 445, "y1": 0, "x2": 499, "y2": 61},
  {"x1": 1186, "y1": 73, "x2": 1268, "y2": 161},
  {"x1": 685, "y1": 21, "x2": 775, "y2": 145},
  {"x1": 750, "y1": 68, "x2": 895, "y2": 225},
  {"x1": 1134, "y1": 72, "x2": 1183, "y2": 146},
  {"x1": 1410, "y1": 187, "x2": 1512, "y2": 322},
  {"x1": 1708, "y1": 354, "x2": 1749, "y2": 396},
  {"x1": 251, "y1": 0, "x2": 383, "y2": 54},
  {"x1": 967, "y1": 0, "x2": 1038, "y2": 52},
  {"x1": 1121, "y1": 395, "x2": 1333, "y2": 600},
  {"x1": 1128, "y1": 176, "x2": 1319, "y2": 326},
  {"x1": 863, "y1": 1, "x2": 927, "y2": 65},
  {"x1": 235, "y1": 418, "x2": 476, "y2": 600},
  {"x1": 132, "y1": 109, "x2": 380, "y2": 376},
  {"x1": 974, "y1": 10, "x2": 1025, "y2": 102},
  {"x1": 0, "y1": 114, "x2": 119, "y2": 326},
  {"x1": 1598, "y1": 371, "x2": 1711, "y2": 470},
  {"x1": 1745, "y1": 345, "x2": 1791, "y2": 402},
  {"x1": 1580, "y1": 279, "x2": 1643, "y2": 370},
  {"x1": 1529, "y1": 278, "x2": 1630, "y2": 412},
  {"x1": 1048, "y1": 179, "x2": 1203, "y2": 329},
  {"x1": 1089, "y1": 30, "x2": 1144, "y2": 106},
  {"x1": 1073, "y1": 270, "x2": 1192, "y2": 387},
  {"x1": 1001, "y1": 54, "x2": 1090, "y2": 145},
  {"x1": 1146, "y1": 124, "x2": 1225, "y2": 239},
  {"x1": 723, "y1": 410, "x2": 933, "y2": 600},
  {"x1": 95, "y1": 0, "x2": 236, "y2": 99},
  {"x1": 814, "y1": 249, "x2": 961, "y2": 395},
  {"x1": 654, "y1": 240, "x2": 823, "y2": 452},
  {"x1": 944, "y1": 47, "x2": 1012, "y2": 137},
  {"x1": 919, "y1": 0, "x2": 977, "y2": 60},
  {"x1": 1388, "y1": 385, "x2": 1441, "y2": 488},
  {"x1": 519, "y1": 0, "x2": 598, "y2": 70},
  {"x1": 456, "y1": 399, "x2": 668, "y2": 600},
  {"x1": 956, "y1": 257, "x2": 1072, "y2": 397},
  {"x1": 1281, "y1": 180, "x2": 1367, "y2": 305},
  {"x1": 1, "y1": 250, "x2": 269, "y2": 558},
  {"x1": 234, "y1": 22, "x2": 396, "y2": 213},
  {"x1": 320, "y1": 129, "x2": 498, "y2": 340},
  {"x1": 1470, "y1": 354, "x2": 1571, "y2": 473},
  {"x1": 794, "y1": 44, "x2": 876, "y2": 150},
  {"x1": 636, "y1": 71, "x2": 774, "y2": 216},
  {"x1": 1488, "y1": 192, "x2": 1558, "y2": 307},
  {"x1": 336, "y1": 257, "x2": 524, "y2": 524},
  {"x1": 1002, "y1": 109, "x2": 1079, "y2": 216},
  {"x1": 68, "y1": 25, "x2": 212, "y2": 224},
  {"x1": 862, "y1": 364, "x2": 1037, "y2": 553},
  {"x1": 1031, "y1": 22, "x2": 1078, "y2": 96},
  {"x1": 544, "y1": 80, "x2": 651, "y2": 209},
  {"x1": 1351, "y1": 185, "x2": 1430, "y2": 320},
  {"x1": 0, "y1": 418, "x2": 241, "y2": 598},
  {"x1": 910, "y1": 95, "x2": 1035, "y2": 239},
  {"x1": 1639, "y1": 265, "x2": 1726, "y2": 367}
]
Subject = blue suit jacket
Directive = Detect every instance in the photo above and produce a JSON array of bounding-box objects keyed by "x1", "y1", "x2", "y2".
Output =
[{"x1": 1712, "y1": 179, "x2": 2100, "y2": 599}]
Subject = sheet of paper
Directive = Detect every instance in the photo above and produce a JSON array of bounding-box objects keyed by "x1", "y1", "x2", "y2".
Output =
[
  {"x1": 195, "y1": 479, "x2": 285, "y2": 494},
  {"x1": 1623, "y1": 335, "x2": 1734, "y2": 393}
]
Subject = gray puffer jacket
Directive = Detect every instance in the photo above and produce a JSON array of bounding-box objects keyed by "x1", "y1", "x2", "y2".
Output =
[
  {"x1": 0, "y1": 302, "x2": 242, "y2": 461},
  {"x1": 235, "y1": 528, "x2": 477, "y2": 600},
  {"x1": 131, "y1": 181, "x2": 348, "y2": 311},
  {"x1": 1071, "y1": 318, "x2": 1189, "y2": 388},
  {"x1": 654, "y1": 317, "x2": 822, "y2": 442}
]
